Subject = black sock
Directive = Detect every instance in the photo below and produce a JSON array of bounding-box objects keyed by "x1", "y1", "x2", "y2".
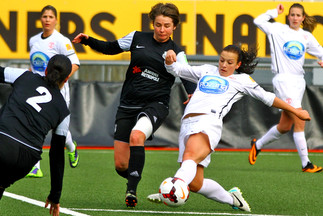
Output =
[
  {"x1": 127, "y1": 146, "x2": 145, "y2": 194},
  {"x1": 116, "y1": 169, "x2": 128, "y2": 179}
]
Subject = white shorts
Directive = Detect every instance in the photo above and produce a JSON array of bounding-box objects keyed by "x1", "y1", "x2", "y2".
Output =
[
  {"x1": 177, "y1": 114, "x2": 222, "y2": 168},
  {"x1": 272, "y1": 74, "x2": 305, "y2": 108}
]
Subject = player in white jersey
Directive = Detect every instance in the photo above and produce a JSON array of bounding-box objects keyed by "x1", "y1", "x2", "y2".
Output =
[
  {"x1": 249, "y1": 3, "x2": 323, "y2": 173},
  {"x1": 147, "y1": 45, "x2": 311, "y2": 211},
  {"x1": 27, "y1": 5, "x2": 80, "y2": 177}
]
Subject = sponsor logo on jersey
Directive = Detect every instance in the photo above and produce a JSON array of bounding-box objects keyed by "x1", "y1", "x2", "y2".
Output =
[
  {"x1": 66, "y1": 43, "x2": 72, "y2": 50},
  {"x1": 199, "y1": 75, "x2": 229, "y2": 94},
  {"x1": 141, "y1": 69, "x2": 159, "y2": 82},
  {"x1": 283, "y1": 41, "x2": 305, "y2": 60},
  {"x1": 30, "y1": 51, "x2": 50, "y2": 72},
  {"x1": 132, "y1": 66, "x2": 142, "y2": 74}
]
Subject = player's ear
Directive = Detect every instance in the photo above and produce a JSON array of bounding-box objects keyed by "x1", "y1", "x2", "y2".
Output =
[
  {"x1": 45, "y1": 68, "x2": 48, "y2": 76},
  {"x1": 235, "y1": 61, "x2": 242, "y2": 69}
]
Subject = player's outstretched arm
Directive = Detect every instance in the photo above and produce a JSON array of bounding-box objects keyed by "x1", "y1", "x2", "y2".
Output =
[{"x1": 271, "y1": 97, "x2": 311, "y2": 121}]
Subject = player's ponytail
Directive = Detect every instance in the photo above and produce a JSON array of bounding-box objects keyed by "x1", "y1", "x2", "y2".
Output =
[
  {"x1": 222, "y1": 45, "x2": 258, "y2": 75},
  {"x1": 45, "y1": 54, "x2": 71, "y2": 88},
  {"x1": 289, "y1": 3, "x2": 317, "y2": 33}
]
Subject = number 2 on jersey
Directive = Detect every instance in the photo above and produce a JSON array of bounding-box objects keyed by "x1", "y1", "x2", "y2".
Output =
[{"x1": 26, "y1": 86, "x2": 52, "y2": 112}]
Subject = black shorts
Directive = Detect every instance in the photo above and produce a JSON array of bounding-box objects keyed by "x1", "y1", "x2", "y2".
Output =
[
  {"x1": 0, "y1": 134, "x2": 41, "y2": 188},
  {"x1": 114, "y1": 101, "x2": 169, "y2": 143}
]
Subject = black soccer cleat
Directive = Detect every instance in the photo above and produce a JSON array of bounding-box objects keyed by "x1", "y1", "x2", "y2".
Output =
[{"x1": 125, "y1": 190, "x2": 137, "y2": 208}]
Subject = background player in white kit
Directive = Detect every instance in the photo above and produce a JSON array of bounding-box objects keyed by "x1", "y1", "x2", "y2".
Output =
[
  {"x1": 27, "y1": 5, "x2": 80, "y2": 177},
  {"x1": 147, "y1": 45, "x2": 311, "y2": 211},
  {"x1": 249, "y1": 3, "x2": 323, "y2": 173}
]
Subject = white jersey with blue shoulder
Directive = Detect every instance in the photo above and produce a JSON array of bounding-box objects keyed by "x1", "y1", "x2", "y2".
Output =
[{"x1": 166, "y1": 63, "x2": 276, "y2": 119}]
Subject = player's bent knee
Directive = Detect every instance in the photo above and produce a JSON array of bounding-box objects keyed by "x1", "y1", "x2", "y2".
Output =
[{"x1": 129, "y1": 130, "x2": 146, "y2": 146}]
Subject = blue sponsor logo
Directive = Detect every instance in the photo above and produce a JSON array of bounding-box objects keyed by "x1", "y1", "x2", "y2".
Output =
[
  {"x1": 199, "y1": 75, "x2": 229, "y2": 94},
  {"x1": 283, "y1": 41, "x2": 304, "y2": 60},
  {"x1": 30, "y1": 51, "x2": 50, "y2": 72}
]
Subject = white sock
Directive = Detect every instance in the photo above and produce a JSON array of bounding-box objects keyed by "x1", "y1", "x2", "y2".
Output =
[
  {"x1": 64, "y1": 130, "x2": 75, "y2": 152},
  {"x1": 174, "y1": 160, "x2": 197, "y2": 185},
  {"x1": 197, "y1": 178, "x2": 233, "y2": 205},
  {"x1": 256, "y1": 125, "x2": 282, "y2": 149},
  {"x1": 34, "y1": 161, "x2": 40, "y2": 169},
  {"x1": 293, "y1": 131, "x2": 309, "y2": 168}
]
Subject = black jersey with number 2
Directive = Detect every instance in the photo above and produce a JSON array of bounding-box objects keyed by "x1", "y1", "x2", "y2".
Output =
[{"x1": 0, "y1": 67, "x2": 70, "y2": 152}]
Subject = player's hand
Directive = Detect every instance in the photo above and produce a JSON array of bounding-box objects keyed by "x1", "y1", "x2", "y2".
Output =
[
  {"x1": 277, "y1": 4, "x2": 284, "y2": 14},
  {"x1": 297, "y1": 109, "x2": 311, "y2": 121},
  {"x1": 183, "y1": 94, "x2": 193, "y2": 105},
  {"x1": 318, "y1": 61, "x2": 323, "y2": 68},
  {"x1": 72, "y1": 33, "x2": 89, "y2": 43},
  {"x1": 45, "y1": 199, "x2": 60, "y2": 216},
  {"x1": 165, "y1": 50, "x2": 177, "y2": 65}
]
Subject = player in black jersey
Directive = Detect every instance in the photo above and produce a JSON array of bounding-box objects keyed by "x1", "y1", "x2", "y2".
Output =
[
  {"x1": 73, "y1": 3, "x2": 196, "y2": 208},
  {"x1": 0, "y1": 54, "x2": 71, "y2": 216}
]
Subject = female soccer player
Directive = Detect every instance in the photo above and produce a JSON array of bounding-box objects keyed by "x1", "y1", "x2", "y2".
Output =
[
  {"x1": 0, "y1": 54, "x2": 72, "y2": 216},
  {"x1": 73, "y1": 3, "x2": 196, "y2": 207},
  {"x1": 249, "y1": 3, "x2": 323, "y2": 172},
  {"x1": 148, "y1": 45, "x2": 311, "y2": 211},
  {"x1": 27, "y1": 5, "x2": 80, "y2": 177}
]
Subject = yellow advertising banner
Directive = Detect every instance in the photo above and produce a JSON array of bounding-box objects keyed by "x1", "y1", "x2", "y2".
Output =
[{"x1": 0, "y1": 0, "x2": 323, "y2": 60}]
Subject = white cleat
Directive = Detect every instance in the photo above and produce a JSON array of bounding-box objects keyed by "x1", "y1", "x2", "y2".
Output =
[
  {"x1": 147, "y1": 193, "x2": 162, "y2": 203},
  {"x1": 228, "y1": 187, "x2": 251, "y2": 212}
]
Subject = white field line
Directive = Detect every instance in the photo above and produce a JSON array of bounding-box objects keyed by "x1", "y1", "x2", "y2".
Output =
[
  {"x1": 3, "y1": 191, "x2": 292, "y2": 216},
  {"x1": 70, "y1": 208, "x2": 291, "y2": 216},
  {"x1": 3, "y1": 191, "x2": 90, "y2": 216}
]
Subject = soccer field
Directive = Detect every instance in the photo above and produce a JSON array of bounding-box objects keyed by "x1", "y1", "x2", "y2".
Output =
[{"x1": 1, "y1": 149, "x2": 322, "y2": 216}]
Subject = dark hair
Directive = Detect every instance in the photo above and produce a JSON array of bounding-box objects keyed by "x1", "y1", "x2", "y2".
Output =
[
  {"x1": 45, "y1": 54, "x2": 71, "y2": 88},
  {"x1": 41, "y1": 5, "x2": 57, "y2": 18},
  {"x1": 289, "y1": 3, "x2": 317, "y2": 33},
  {"x1": 222, "y1": 45, "x2": 258, "y2": 75},
  {"x1": 148, "y1": 3, "x2": 180, "y2": 27}
]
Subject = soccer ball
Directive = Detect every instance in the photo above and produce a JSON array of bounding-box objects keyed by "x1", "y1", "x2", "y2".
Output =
[{"x1": 159, "y1": 177, "x2": 190, "y2": 207}]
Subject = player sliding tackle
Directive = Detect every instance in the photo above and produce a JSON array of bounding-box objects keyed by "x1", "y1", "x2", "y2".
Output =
[{"x1": 147, "y1": 45, "x2": 311, "y2": 212}]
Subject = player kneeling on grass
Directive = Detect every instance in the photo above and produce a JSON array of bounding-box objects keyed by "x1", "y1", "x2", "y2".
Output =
[
  {"x1": 0, "y1": 54, "x2": 72, "y2": 216},
  {"x1": 147, "y1": 45, "x2": 311, "y2": 212}
]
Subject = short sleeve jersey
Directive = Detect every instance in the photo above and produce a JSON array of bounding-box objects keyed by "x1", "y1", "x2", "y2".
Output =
[
  {"x1": 29, "y1": 30, "x2": 80, "y2": 76},
  {"x1": 0, "y1": 69, "x2": 70, "y2": 152}
]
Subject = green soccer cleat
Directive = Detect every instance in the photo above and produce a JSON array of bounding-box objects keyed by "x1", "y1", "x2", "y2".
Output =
[
  {"x1": 26, "y1": 166, "x2": 43, "y2": 178},
  {"x1": 68, "y1": 141, "x2": 79, "y2": 168}
]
